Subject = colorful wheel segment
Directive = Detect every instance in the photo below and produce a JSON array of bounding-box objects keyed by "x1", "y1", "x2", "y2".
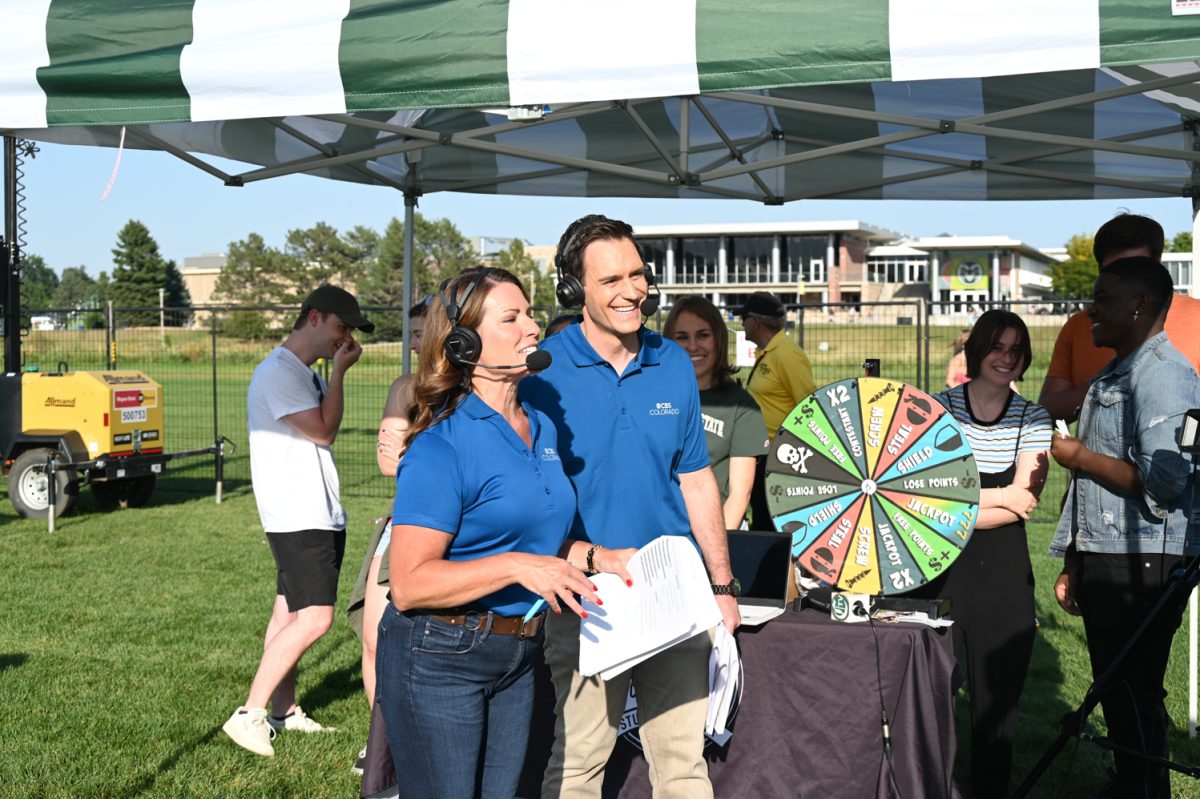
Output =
[{"x1": 764, "y1": 378, "x2": 980, "y2": 596}]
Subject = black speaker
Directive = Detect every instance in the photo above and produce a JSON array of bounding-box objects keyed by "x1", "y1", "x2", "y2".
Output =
[{"x1": 439, "y1": 270, "x2": 490, "y2": 368}]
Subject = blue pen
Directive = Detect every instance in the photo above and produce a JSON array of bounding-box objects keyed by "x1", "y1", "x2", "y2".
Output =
[{"x1": 523, "y1": 598, "x2": 548, "y2": 623}]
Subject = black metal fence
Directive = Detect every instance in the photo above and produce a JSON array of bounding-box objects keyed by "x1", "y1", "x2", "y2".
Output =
[{"x1": 11, "y1": 298, "x2": 1085, "y2": 514}]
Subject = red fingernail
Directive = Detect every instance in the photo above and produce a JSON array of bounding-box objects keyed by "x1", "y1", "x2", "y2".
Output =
[
  {"x1": 591, "y1": 584, "x2": 598, "y2": 591},
  {"x1": 596, "y1": 599, "x2": 604, "y2": 606},
  {"x1": 554, "y1": 608, "x2": 561, "y2": 615},
  {"x1": 626, "y1": 579, "x2": 633, "y2": 587},
  {"x1": 581, "y1": 611, "x2": 588, "y2": 619}
]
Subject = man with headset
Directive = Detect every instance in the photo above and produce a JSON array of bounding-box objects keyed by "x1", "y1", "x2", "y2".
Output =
[{"x1": 521, "y1": 214, "x2": 740, "y2": 799}]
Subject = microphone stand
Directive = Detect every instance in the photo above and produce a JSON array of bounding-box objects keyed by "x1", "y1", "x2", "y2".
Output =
[{"x1": 1013, "y1": 458, "x2": 1200, "y2": 796}]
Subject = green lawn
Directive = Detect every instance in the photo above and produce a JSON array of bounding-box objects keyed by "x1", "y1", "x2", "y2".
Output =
[{"x1": 2, "y1": 485, "x2": 1200, "y2": 797}]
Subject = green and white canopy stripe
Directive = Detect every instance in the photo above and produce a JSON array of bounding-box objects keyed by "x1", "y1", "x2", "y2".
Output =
[{"x1": 5, "y1": 0, "x2": 1200, "y2": 129}]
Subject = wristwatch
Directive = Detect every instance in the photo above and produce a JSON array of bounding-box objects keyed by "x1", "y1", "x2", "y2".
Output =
[{"x1": 711, "y1": 578, "x2": 741, "y2": 597}]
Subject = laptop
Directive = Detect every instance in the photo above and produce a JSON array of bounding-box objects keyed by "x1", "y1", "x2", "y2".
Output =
[{"x1": 727, "y1": 530, "x2": 793, "y2": 627}]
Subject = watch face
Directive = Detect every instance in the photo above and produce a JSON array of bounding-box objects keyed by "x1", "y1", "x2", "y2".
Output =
[{"x1": 731, "y1": 579, "x2": 742, "y2": 596}]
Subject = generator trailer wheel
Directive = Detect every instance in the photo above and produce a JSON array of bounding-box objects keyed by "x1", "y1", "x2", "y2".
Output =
[{"x1": 8, "y1": 448, "x2": 79, "y2": 519}]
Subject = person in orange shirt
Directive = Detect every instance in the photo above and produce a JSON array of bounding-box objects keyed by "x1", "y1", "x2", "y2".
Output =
[{"x1": 1039, "y1": 214, "x2": 1200, "y2": 422}]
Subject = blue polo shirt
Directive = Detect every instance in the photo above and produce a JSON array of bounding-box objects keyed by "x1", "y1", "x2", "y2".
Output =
[
  {"x1": 520, "y1": 322, "x2": 709, "y2": 550},
  {"x1": 391, "y1": 392, "x2": 575, "y2": 616}
]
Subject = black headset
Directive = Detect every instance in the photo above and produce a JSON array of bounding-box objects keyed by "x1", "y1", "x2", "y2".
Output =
[
  {"x1": 554, "y1": 227, "x2": 660, "y2": 316},
  {"x1": 438, "y1": 268, "x2": 493, "y2": 369}
]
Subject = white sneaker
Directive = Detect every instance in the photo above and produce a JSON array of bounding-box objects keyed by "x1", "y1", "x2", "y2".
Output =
[
  {"x1": 267, "y1": 706, "x2": 336, "y2": 733},
  {"x1": 223, "y1": 708, "x2": 276, "y2": 757}
]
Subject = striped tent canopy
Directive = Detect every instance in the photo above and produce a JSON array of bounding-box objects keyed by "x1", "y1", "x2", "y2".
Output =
[{"x1": 5, "y1": 0, "x2": 1200, "y2": 202}]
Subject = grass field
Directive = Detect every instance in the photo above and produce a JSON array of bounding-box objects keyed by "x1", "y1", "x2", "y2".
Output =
[{"x1": 2, "y1": 488, "x2": 1200, "y2": 797}]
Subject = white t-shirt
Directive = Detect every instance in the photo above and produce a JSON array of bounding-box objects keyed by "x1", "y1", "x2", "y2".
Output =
[{"x1": 247, "y1": 346, "x2": 346, "y2": 533}]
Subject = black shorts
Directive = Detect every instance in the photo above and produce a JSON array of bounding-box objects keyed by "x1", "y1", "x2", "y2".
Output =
[{"x1": 266, "y1": 529, "x2": 347, "y2": 612}]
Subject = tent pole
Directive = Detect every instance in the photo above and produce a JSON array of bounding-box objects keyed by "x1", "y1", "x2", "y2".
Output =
[{"x1": 401, "y1": 188, "x2": 417, "y2": 377}]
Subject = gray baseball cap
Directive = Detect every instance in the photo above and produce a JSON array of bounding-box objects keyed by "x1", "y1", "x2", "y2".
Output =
[{"x1": 303, "y1": 285, "x2": 375, "y2": 333}]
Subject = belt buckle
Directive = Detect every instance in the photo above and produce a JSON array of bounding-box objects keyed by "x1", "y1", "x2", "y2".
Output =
[
  {"x1": 518, "y1": 612, "x2": 540, "y2": 640},
  {"x1": 463, "y1": 611, "x2": 484, "y2": 632}
]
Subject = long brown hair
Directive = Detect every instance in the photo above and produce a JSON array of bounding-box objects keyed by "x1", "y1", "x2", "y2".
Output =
[
  {"x1": 403, "y1": 267, "x2": 527, "y2": 448},
  {"x1": 663, "y1": 295, "x2": 738, "y2": 389}
]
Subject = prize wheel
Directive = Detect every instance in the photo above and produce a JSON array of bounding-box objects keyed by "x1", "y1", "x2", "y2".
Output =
[{"x1": 764, "y1": 377, "x2": 980, "y2": 596}]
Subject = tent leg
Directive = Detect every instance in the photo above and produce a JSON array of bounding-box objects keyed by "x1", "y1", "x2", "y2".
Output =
[{"x1": 402, "y1": 190, "x2": 417, "y2": 377}]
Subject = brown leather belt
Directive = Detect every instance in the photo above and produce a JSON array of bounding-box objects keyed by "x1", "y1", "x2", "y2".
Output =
[{"x1": 419, "y1": 607, "x2": 546, "y2": 640}]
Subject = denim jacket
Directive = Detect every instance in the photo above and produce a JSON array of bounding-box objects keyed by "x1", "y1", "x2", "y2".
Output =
[{"x1": 1050, "y1": 331, "x2": 1200, "y2": 557}]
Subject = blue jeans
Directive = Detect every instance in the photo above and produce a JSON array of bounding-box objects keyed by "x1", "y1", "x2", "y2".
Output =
[{"x1": 376, "y1": 603, "x2": 540, "y2": 799}]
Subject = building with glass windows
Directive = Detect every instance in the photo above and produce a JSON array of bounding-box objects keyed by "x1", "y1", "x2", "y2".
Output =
[{"x1": 631, "y1": 222, "x2": 1060, "y2": 312}]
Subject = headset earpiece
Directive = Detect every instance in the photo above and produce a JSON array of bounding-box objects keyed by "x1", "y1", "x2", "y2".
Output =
[
  {"x1": 640, "y1": 263, "x2": 661, "y2": 317},
  {"x1": 554, "y1": 228, "x2": 586, "y2": 309},
  {"x1": 443, "y1": 326, "x2": 482, "y2": 369},
  {"x1": 439, "y1": 270, "x2": 489, "y2": 369}
]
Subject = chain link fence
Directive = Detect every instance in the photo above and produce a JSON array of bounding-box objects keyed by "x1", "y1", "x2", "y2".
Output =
[{"x1": 12, "y1": 298, "x2": 1083, "y2": 519}]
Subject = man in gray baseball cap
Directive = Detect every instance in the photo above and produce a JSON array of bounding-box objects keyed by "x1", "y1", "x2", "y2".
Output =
[{"x1": 223, "y1": 282, "x2": 368, "y2": 757}]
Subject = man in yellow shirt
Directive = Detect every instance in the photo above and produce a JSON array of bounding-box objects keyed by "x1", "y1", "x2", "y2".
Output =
[{"x1": 740, "y1": 291, "x2": 815, "y2": 529}]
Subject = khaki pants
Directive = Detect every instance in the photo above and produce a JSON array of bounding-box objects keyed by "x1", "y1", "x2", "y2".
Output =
[{"x1": 540, "y1": 612, "x2": 713, "y2": 799}]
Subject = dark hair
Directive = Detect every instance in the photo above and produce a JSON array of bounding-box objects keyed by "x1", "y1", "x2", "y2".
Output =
[
  {"x1": 557, "y1": 214, "x2": 639, "y2": 281},
  {"x1": 965, "y1": 309, "x2": 1034, "y2": 381},
  {"x1": 1094, "y1": 213, "x2": 1164, "y2": 266},
  {"x1": 663, "y1": 295, "x2": 738, "y2": 389},
  {"x1": 292, "y1": 307, "x2": 326, "y2": 331},
  {"x1": 403, "y1": 267, "x2": 527, "y2": 448},
  {"x1": 408, "y1": 296, "x2": 431, "y2": 319},
  {"x1": 1099, "y1": 256, "x2": 1175, "y2": 318},
  {"x1": 544, "y1": 313, "x2": 575, "y2": 339}
]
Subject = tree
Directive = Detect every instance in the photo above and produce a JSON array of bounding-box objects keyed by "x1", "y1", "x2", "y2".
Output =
[
  {"x1": 108, "y1": 220, "x2": 190, "y2": 326},
  {"x1": 494, "y1": 239, "x2": 555, "y2": 311},
  {"x1": 212, "y1": 233, "x2": 298, "y2": 338},
  {"x1": 279, "y1": 222, "x2": 379, "y2": 303},
  {"x1": 54, "y1": 266, "x2": 98, "y2": 309},
  {"x1": 1170, "y1": 231, "x2": 1193, "y2": 252},
  {"x1": 1047, "y1": 234, "x2": 1098, "y2": 299},
  {"x1": 164, "y1": 261, "x2": 192, "y2": 313},
  {"x1": 360, "y1": 214, "x2": 479, "y2": 339},
  {"x1": 19, "y1": 253, "x2": 59, "y2": 312},
  {"x1": 54, "y1": 266, "x2": 106, "y2": 329}
]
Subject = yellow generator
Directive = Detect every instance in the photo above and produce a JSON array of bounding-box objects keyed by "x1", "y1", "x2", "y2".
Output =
[{"x1": 3, "y1": 370, "x2": 167, "y2": 518}]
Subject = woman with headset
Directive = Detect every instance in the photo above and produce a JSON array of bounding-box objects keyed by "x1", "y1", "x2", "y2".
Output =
[{"x1": 375, "y1": 266, "x2": 634, "y2": 799}]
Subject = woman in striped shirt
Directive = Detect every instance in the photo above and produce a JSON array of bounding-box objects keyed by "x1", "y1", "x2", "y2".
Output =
[{"x1": 929, "y1": 309, "x2": 1052, "y2": 798}]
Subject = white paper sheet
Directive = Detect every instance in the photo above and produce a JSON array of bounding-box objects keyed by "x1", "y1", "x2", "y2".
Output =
[{"x1": 578, "y1": 536, "x2": 721, "y2": 681}]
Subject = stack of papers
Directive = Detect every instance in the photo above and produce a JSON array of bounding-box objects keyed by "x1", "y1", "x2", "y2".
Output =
[
  {"x1": 706, "y1": 625, "x2": 741, "y2": 739},
  {"x1": 578, "y1": 536, "x2": 722, "y2": 681}
]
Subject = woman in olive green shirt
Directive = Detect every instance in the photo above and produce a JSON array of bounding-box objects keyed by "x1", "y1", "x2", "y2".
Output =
[{"x1": 665, "y1": 296, "x2": 767, "y2": 529}]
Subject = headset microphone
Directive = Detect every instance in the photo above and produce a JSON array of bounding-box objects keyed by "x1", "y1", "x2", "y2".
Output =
[{"x1": 457, "y1": 350, "x2": 552, "y2": 372}]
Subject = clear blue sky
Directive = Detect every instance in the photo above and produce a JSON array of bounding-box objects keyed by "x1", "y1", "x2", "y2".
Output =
[{"x1": 17, "y1": 140, "x2": 1198, "y2": 276}]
